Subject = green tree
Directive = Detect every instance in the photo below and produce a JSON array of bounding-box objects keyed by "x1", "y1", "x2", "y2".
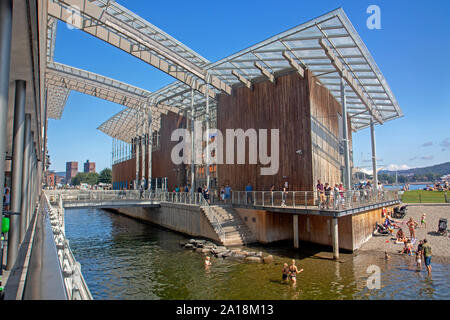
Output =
[
  {"x1": 71, "y1": 172, "x2": 87, "y2": 186},
  {"x1": 99, "y1": 168, "x2": 112, "y2": 184},
  {"x1": 71, "y1": 172, "x2": 99, "y2": 186}
]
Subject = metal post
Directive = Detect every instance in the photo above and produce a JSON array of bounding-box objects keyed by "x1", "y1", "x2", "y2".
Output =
[
  {"x1": 0, "y1": 0, "x2": 13, "y2": 238},
  {"x1": 19, "y1": 115, "x2": 31, "y2": 242},
  {"x1": 332, "y1": 216, "x2": 339, "y2": 260},
  {"x1": 293, "y1": 214, "x2": 299, "y2": 249},
  {"x1": 6, "y1": 80, "x2": 26, "y2": 270},
  {"x1": 341, "y1": 78, "x2": 351, "y2": 191},
  {"x1": 148, "y1": 103, "x2": 153, "y2": 191},
  {"x1": 27, "y1": 136, "x2": 35, "y2": 229},
  {"x1": 190, "y1": 88, "x2": 195, "y2": 197},
  {"x1": 205, "y1": 74, "x2": 210, "y2": 190},
  {"x1": 135, "y1": 106, "x2": 140, "y2": 190},
  {"x1": 142, "y1": 106, "x2": 146, "y2": 188},
  {"x1": 370, "y1": 118, "x2": 378, "y2": 192}
]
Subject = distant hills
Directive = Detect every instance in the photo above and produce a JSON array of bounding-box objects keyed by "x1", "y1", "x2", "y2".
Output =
[{"x1": 379, "y1": 161, "x2": 450, "y2": 176}]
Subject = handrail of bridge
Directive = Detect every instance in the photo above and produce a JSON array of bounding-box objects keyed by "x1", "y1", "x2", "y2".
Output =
[
  {"x1": 230, "y1": 189, "x2": 400, "y2": 210},
  {"x1": 44, "y1": 190, "x2": 226, "y2": 240},
  {"x1": 44, "y1": 194, "x2": 93, "y2": 300}
]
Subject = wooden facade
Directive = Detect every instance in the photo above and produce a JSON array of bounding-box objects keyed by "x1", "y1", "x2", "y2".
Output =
[
  {"x1": 216, "y1": 69, "x2": 352, "y2": 192},
  {"x1": 112, "y1": 111, "x2": 187, "y2": 191},
  {"x1": 113, "y1": 69, "x2": 353, "y2": 192}
]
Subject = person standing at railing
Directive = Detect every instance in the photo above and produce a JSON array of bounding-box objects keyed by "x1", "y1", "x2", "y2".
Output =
[
  {"x1": 224, "y1": 184, "x2": 232, "y2": 204},
  {"x1": 338, "y1": 183, "x2": 345, "y2": 209},
  {"x1": 220, "y1": 185, "x2": 225, "y2": 202},
  {"x1": 333, "y1": 184, "x2": 340, "y2": 209},
  {"x1": 245, "y1": 183, "x2": 253, "y2": 205},
  {"x1": 324, "y1": 183, "x2": 332, "y2": 209},
  {"x1": 202, "y1": 185, "x2": 210, "y2": 204},
  {"x1": 316, "y1": 180, "x2": 325, "y2": 209},
  {"x1": 281, "y1": 183, "x2": 288, "y2": 207},
  {"x1": 139, "y1": 184, "x2": 144, "y2": 199}
]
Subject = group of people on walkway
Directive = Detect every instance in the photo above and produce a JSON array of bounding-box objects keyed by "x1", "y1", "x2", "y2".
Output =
[{"x1": 316, "y1": 180, "x2": 346, "y2": 209}]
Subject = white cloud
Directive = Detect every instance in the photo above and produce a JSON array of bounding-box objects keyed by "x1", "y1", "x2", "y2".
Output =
[{"x1": 386, "y1": 164, "x2": 410, "y2": 171}]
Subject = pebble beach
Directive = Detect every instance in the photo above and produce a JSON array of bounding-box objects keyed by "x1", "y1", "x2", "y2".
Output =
[{"x1": 359, "y1": 204, "x2": 450, "y2": 263}]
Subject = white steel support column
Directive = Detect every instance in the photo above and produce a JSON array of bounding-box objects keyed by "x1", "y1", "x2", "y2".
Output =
[
  {"x1": 142, "y1": 106, "x2": 146, "y2": 188},
  {"x1": 0, "y1": 0, "x2": 13, "y2": 236},
  {"x1": 341, "y1": 78, "x2": 351, "y2": 191},
  {"x1": 26, "y1": 134, "x2": 34, "y2": 230},
  {"x1": 148, "y1": 103, "x2": 153, "y2": 191},
  {"x1": 135, "y1": 107, "x2": 140, "y2": 190},
  {"x1": 205, "y1": 74, "x2": 210, "y2": 190},
  {"x1": 332, "y1": 217, "x2": 339, "y2": 260},
  {"x1": 293, "y1": 214, "x2": 299, "y2": 249},
  {"x1": 7, "y1": 80, "x2": 26, "y2": 270},
  {"x1": 19, "y1": 115, "x2": 31, "y2": 242},
  {"x1": 370, "y1": 118, "x2": 378, "y2": 189},
  {"x1": 190, "y1": 88, "x2": 195, "y2": 197}
]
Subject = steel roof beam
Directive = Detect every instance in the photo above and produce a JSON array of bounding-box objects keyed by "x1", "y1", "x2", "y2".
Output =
[
  {"x1": 319, "y1": 38, "x2": 383, "y2": 123},
  {"x1": 231, "y1": 70, "x2": 253, "y2": 89},
  {"x1": 254, "y1": 62, "x2": 275, "y2": 83},
  {"x1": 282, "y1": 51, "x2": 305, "y2": 78},
  {"x1": 47, "y1": 0, "x2": 231, "y2": 98}
]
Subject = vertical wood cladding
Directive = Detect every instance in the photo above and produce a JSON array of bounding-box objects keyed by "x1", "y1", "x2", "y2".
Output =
[
  {"x1": 150, "y1": 111, "x2": 187, "y2": 191},
  {"x1": 216, "y1": 69, "x2": 353, "y2": 191},
  {"x1": 112, "y1": 111, "x2": 186, "y2": 191},
  {"x1": 114, "y1": 70, "x2": 353, "y2": 192},
  {"x1": 309, "y1": 75, "x2": 353, "y2": 189}
]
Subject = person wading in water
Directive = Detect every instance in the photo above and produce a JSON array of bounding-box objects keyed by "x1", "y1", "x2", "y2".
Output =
[
  {"x1": 282, "y1": 263, "x2": 289, "y2": 282},
  {"x1": 288, "y1": 260, "x2": 303, "y2": 286}
]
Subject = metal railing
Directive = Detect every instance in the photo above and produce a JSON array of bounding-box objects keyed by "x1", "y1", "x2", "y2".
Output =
[
  {"x1": 44, "y1": 190, "x2": 226, "y2": 240},
  {"x1": 44, "y1": 194, "x2": 93, "y2": 300},
  {"x1": 231, "y1": 189, "x2": 400, "y2": 210}
]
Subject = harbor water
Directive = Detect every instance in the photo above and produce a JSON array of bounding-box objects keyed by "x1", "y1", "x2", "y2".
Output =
[{"x1": 65, "y1": 208, "x2": 450, "y2": 300}]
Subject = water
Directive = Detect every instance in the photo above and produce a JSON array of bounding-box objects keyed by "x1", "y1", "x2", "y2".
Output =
[
  {"x1": 383, "y1": 184, "x2": 427, "y2": 191},
  {"x1": 65, "y1": 208, "x2": 450, "y2": 300}
]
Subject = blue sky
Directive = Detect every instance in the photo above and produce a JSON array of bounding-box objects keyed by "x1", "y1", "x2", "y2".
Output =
[{"x1": 47, "y1": 0, "x2": 450, "y2": 173}]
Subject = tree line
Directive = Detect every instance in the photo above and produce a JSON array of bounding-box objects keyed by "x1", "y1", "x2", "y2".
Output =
[
  {"x1": 378, "y1": 173, "x2": 442, "y2": 184},
  {"x1": 71, "y1": 168, "x2": 112, "y2": 186}
]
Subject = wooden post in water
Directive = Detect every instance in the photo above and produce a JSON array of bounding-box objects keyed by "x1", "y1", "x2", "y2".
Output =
[
  {"x1": 332, "y1": 217, "x2": 339, "y2": 260},
  {"x1": 293, "y1": 214, "x2": 299, "y2": 249}
]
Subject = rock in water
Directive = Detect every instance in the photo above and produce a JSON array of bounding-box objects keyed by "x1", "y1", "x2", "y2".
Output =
[
  {"x1": 245, "y1": 256, "x2": 262, "y2": 263},
  {"x1": 184, "y1": 243, "x2": 194, "y2": 249},
  {"x1": 263, "y1": 255, "x2": 274, "y2": 263}
]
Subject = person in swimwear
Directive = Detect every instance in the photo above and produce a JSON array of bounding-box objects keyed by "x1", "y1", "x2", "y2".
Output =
[
  {"x1": 282, "y1": 263, "x2": 289, "y2": 281},
  {"x1": 420, "y1": 213, "x2": 426, "y2": 229},
  {"x1": 407, "y1": 217, "x2": 418, "y2": 241},
  {"x1": 288, "y1": 259, "x2": 304, "y2": 285}
]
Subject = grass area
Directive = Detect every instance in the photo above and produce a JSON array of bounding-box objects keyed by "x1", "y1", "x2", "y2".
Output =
[{"x1": 401, "y1": 190, "x2": 448, "y2": 203}]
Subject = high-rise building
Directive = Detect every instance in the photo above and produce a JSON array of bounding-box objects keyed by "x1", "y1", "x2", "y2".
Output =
[
  {"x1": 66, "y1": 161, "x2": 78, "y2": 185},
  {"x1": 84, "y1": 160, "x2": 96, "y2": 173}
]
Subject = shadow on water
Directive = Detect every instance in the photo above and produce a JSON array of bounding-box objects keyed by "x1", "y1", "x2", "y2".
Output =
[{"x1": 64, "y1": 208, "x2": 450, "y2": 300}]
